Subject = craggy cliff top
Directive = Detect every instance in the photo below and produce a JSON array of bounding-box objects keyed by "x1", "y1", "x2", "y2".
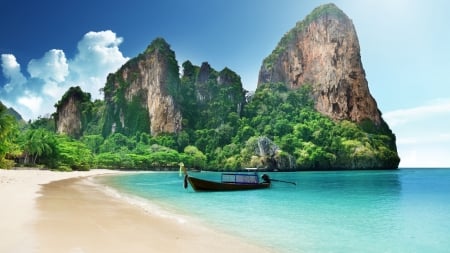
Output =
[{"x1": 258, "y1": 3, "x2": 381, "y2": 125}]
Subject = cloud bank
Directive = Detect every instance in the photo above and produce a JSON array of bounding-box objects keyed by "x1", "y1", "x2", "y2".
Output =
[
  {"x1": 383, "y1": 99, "x2": 450, "y2": 127},
  {"x1": 0, "y1": 30, "x2": 128, "y2": 120},
  {"x1": 383, "y1": 99, "x2": 450, "y2": 167}
]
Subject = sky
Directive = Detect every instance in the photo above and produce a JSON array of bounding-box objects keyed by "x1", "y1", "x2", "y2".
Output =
[{"x1": 1, "y1": 0, "x2": 449, "y2": 167}]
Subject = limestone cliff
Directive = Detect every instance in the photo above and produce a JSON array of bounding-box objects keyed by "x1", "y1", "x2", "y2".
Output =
[
  {"x1": 55, "y1": 86, "x2": 91, "y2": 138},
  {"x1": 102, "y1": 38, "x2": 182, "y2": 136},
  {"x1": 258, "y1": 3, "x2": 381, "y2": 125},
  {"x1": 180, "y1": 60, "x2": 246, "y2": 129}
]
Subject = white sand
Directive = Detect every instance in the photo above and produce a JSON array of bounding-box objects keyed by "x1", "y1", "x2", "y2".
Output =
[
  {"x1": 0, "y1": 169, "x2": 274, "y2": 253},
  {"x1": 0, "y1": 169, "x2": 119, "y2": 253}
]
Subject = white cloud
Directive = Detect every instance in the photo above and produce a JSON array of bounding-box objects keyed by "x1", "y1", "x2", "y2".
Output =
[
  {"x1": 70, "y1": 30, "x2": 129, "y2": 99},
  {"x1": 42, "y1": 81, "x2": 68, "y2": 99},
  {"x1": 28, "y1": 49, "x2": 69, "y2": 83},
  {"x1": 398, "y1": 143, "x2": 450, "y2": 168},
  {"x1": 384, "y1": 99, "x2": 450, "y2": 168},
  {"x1": 17, "y1": 91, "x2": 43, "y2": 116},
  {"x1": 1, "y1": 54, "x2": 26, "y2": 93},
  {"x1": 384, "y1": 99, "x2": 450, "y2": 127},
  {"x1": 397, "y1": 133, "x2": 450, "y2": 145},
  {"x1": 0, "y1": 30, "x2": 128, "y2": 120}
]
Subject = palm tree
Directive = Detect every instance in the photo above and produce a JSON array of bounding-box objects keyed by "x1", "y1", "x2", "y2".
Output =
[{"x1": 21, "y1": 129, "x2": 54, "y2": 165}]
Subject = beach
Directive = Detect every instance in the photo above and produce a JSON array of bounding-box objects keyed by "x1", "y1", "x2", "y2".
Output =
[{"x1": 0, "y1": 169, "x2": 272, "y2": 253}]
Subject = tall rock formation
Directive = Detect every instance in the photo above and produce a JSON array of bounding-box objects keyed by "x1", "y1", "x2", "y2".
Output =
[
  {"x1": 258, "y1": 3, "x2": 381, "y2": 125},
  {"x1": 55, "y1": 86, "x2": 91, "y2": 138},
  {"x1": 180, "y1": 60, "x2": 246, "y2": 129},
  {"x1": 102, "y1": 38, "x2": 182, "y2": 136}
]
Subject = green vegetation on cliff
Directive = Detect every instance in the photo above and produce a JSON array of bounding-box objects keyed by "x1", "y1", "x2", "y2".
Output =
[
  {"x1": 102, "y1": 37, "x2": 180, "y2": 137},
  {"x1": 102, "y1": 69, "x2": 151, "y2": 136},
  {"x1": 179, "y1": 61, "x2": 245, "y2": 130},
  {"x1": 54, "y1": 86, "x2": 96, "y2": 138},
  {"x1": 1, "y1": 35, "x2": 399, "y2": 171},
  {"x1": 1, "y1": 81, "x2": 399, "y2": 170},
  {"x1": 145, "y1": 37, "x2": 181, "y2": 98},
  {"x1": 239, "y1": 83, "x2": 399, "y2": 169}
]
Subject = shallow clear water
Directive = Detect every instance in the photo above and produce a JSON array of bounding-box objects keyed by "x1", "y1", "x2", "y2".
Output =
[{"x1": 101, "y1": 169, "x2": 450, "y2": 253}]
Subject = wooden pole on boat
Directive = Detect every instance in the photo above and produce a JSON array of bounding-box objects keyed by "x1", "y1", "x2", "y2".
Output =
[
  {"x1": 262, "y1": 174, "x2": 296, "y2": 186},
  {"x1": 179, "y1": 163, "x2": 189, "y2": 189},
  {"x1": 270, "y1": 179, "x2": 297, "y2": 186}
]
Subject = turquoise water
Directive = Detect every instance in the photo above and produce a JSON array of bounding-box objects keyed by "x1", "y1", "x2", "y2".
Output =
[{"x1": 101, "y1": 169, "x2": 450, "y2": 253}]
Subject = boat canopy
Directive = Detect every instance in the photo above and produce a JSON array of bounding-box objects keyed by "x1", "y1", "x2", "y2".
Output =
[{"x1": 221, "y1": 173, "x2": 259, "y2": 184}]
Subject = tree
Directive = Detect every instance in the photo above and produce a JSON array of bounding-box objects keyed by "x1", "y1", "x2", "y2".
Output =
[
  {"x1": 56, "y1": 135, "x2": 93, "y2": 171},
  {"x1": 81, "y1": 135, "x2": 104, "y2": 154},
  {"x1": 295, "y1": 142, "x2": 335, "y2": 169},
  {"x1": 29, "y1": 116, "x2": 55, "y2": 132},
  {"x1": 19, "y1": 128, "x2": 55, "y2": 165},
  {"x1": 176, "y1": 130, "x2": 191, "y2": 151},
  {"x1": 99, "y1": 133, "x2": 135, "y2": 153},
  {"x1": 183, "y1": 145, "x2": 206, "y2": 169},
  {"x1": 0, "y1": 103, "x2": 20, "y2": 168},
  {"x1": 151, "y1": 134, "x2": 177, "y2": 150},
  {"x1": 273, "y1": 118, "x2": 293, "y2": 137}
]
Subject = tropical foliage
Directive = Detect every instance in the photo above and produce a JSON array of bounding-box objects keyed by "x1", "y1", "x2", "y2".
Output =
[
  {"x1": 0, "y1": 102, "x2": 20, "y2": 168},
  {"x1": 0, "y1": 38, "x2": 399, "y2": 171},
  {"x1": 0, "y1": 79, "x2": 399, "y2": 171}
]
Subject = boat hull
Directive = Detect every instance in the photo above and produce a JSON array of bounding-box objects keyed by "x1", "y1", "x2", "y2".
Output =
[{"x1": 187, "y1": 176, "x2": 270, "y2": 192}]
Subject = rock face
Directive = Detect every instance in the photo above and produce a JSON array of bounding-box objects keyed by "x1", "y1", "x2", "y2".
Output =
[
  {"x1": 258, "y1": 3, "x2": 381, "y2": 125},
  {"x1": 103, "y1": 38, "x2": 182, "y2": 136},
  {"x1": 55, "y1": 86, "x2": 90, "y2": 138},
  {"x1": 249, "y1": 136, "x2": 296, "y2": 170},
  {"x1": 56, "y1": 96, "x2": 81, "y2": 137},
  {"x1": 180, "y1": 60, "x2": 246, "y2": 129}
]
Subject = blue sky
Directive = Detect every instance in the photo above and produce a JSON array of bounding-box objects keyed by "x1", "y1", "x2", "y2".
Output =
[{"x1": 1, "y1": 0, "x2": 449, "y2": 167}]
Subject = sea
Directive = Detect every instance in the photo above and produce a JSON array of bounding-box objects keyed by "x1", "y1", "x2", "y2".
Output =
[{"x1": 98, "y1": 168, "x2": 450, "y2": 253}]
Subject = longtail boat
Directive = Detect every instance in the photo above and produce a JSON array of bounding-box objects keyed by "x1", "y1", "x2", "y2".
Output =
[{"x1": 186, "y1": 173, "x2": 271, "y2": 191}]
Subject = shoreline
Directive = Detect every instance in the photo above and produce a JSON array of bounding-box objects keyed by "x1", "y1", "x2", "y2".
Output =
[
  {"x1": 0, "y1": 169, "x2": 273, "y2": 253},
  {"x1": 0, "y1": 168, "x2": 121, "y2": 253}
]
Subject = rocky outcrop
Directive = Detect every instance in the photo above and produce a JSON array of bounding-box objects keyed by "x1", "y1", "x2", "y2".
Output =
[
  {"x1": 102, "y1": 38, "x2": 182, "y2": 136},
  {"x1": 180, "y1": 60, "x2": 246, "y2": 129},
  {"x1": 56, "y1": 96, "x2": 81, "y2": 137},
  {"x1": 196, "y1": 62, "x2": 215, "y2": 102},
  {"x1": 258, "y1": 3, "x2": 381, "y2": 125},
  {"x1": 55, "y1": 86, "x2": 91, "y2": 138},
  {"x1": 190, "y1": 62, "x2": 245, "y2": 107},
  {"x1": 245, "y1": 136, "x2": 296, "y2": 170}
]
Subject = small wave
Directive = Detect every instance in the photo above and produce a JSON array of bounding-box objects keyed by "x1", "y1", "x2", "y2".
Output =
[{"x1": 86, "y1": 177, "x2": 188, "y2": 224}]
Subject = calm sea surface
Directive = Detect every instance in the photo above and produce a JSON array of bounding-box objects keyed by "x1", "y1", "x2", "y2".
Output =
[{"x1": 99, "y1": 169, "x2": 450, "y2": 253}]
